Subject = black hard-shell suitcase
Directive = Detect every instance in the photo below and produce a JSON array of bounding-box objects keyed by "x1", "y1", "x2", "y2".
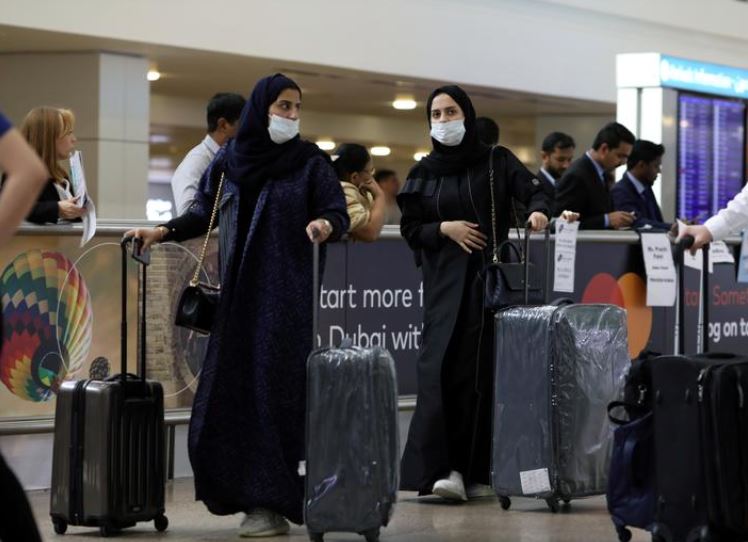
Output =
[
  {"x1": 303, "y1": 242, "x2": 399, "y2": 542},
  {"x1": 50, "y1": 238, "x2": 167, "y2": 537},
  {"x1": 652, "y1": 238, "x2": 748, "y2": 542}
]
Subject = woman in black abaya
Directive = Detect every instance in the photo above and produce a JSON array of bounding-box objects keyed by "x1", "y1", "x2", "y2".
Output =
[{"x1": 397, "y1": 85, "x2": 551, "y2": 501}]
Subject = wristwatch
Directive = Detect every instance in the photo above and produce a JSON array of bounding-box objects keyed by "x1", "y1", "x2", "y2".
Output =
[{"x1": 156, "y1": 225, "x2": 170, "y2": 241}]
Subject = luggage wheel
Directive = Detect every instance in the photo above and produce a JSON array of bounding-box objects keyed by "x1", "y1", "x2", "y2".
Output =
[
  {"x1": 545, "y1": 497, "x2": 560, "y2": 513},
  {"x1": 308, "y1": 532, "x2": 324, "y2": 542},
  {"x1": 99, "y1": 524, "x2": 117, "y2": 537},
  {"x1": 615, "y1": 526, "x2": 632, "y2": 542},
  {"x1": 362, "y1": 528, "x2": 380, "y2": 542},
  {"x1": 52, "y1": 517, "x2": 67, "y2": 535},
  {"x1": 498, "y1": 496, "x2": 511, "y2": 510},
  {"x1": 154, "y1": 514, "x2": 169, "y2": 532}
]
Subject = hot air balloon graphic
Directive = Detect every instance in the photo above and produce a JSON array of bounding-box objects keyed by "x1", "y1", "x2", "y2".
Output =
[{"x1": 0, "y1": 250, "x2": 93, "y2": 402}]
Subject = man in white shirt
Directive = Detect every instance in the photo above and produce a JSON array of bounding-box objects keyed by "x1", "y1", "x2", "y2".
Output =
[
  {"x1": 680, "y1": 183, "x2": 748, "y2": 251},
  {"x1": 171, "y1": 93, "x2": 245, "y2": 215}
]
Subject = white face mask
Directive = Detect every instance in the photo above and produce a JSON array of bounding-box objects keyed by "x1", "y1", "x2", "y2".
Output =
[
  {"x1": 267, "y1": 114, "x2": 299, "y2": 144},
  {"x1": 430, "y1": 119, "x2": 466, "y2": 146}
]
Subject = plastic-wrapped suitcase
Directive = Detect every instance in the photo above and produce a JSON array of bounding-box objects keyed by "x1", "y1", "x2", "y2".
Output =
[
  {"x1": 492, "y1": 302, "x2": 629, "y2": 512},
  {"x1": 303, "y1": 242, "x2": 399, "y2": 542},
  {"x1": 651, "y1": 238, "x2": 748, "y2": 542},
  {"x1": 50, "y1": 238, "x2": 167, "y2": 537}
]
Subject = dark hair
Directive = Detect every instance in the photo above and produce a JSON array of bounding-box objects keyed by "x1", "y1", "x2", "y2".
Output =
[
  {"x1": 627, "y1": 140, "x2": 665, "y2": 169},
  {"x1": 333, "y1": 143, "x2": 371, "y2": 181},
  {"x1": 374, "y1": 169, "x2": 397, "y2": 183},
  {"x1": 541, "y1": 131, "x2": 576, "y2": 153},
  {"x1": 207, "y1": 93, "x2": 246, "y2": 132},
  {"x1": 592, "y1": 122, "x2": 635, "y2": 151},
  {"x1": 475, "y1": 117, "x2": 500, "y2": 146}
]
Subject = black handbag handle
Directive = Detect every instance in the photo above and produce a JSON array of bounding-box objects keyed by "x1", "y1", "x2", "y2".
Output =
[{"x1": 495, "y1": 239, "x2": 523, "y2": 263}]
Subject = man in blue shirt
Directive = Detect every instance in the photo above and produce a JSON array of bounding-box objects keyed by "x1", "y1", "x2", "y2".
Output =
[
  {"x1": 555, "y1": 122, "x2": 636, "y2": 229},
  {"x1": 611, "y1": 140, "x2": 671, "y2": 230}
]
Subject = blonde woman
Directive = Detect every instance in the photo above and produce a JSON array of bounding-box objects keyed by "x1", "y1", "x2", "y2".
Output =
[{"x1": 17, "y1": 107, "x2": 85, "y2": 224}]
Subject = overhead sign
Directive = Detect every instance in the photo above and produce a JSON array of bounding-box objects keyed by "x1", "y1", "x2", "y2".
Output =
[{"x1": 617, "y1": 53, "x2": 748, "y2": 100}]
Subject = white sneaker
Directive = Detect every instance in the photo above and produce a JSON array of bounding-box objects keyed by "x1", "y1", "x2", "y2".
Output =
[
  {"x1": 432, "y1": 470, "x2": 467, "y2": 502},
  {"x1": 238, "y1": 508, "x2": 290, "y2": 538},
  {"x1": 466, "y1": 483, "x2": 494, "y2": 499}
]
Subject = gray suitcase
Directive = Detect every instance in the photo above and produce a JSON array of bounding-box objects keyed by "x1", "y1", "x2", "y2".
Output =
[
  {"x1": 304, "y1": 345, "x2": 399, "y2": 542},
  {"x1": 303, "y1": 242, "x2": 399, "y2": 542},
  {"x1": 49, "y1": 238, "x2": 167, "y2": 536},
  {"x1": 492, "y1": 303, "x2": 629, "y2": 512}
]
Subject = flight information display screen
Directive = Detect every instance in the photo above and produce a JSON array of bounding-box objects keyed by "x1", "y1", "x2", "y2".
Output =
[{"x1": 678, "y1": 93, "x2": 746, "y2": 222}]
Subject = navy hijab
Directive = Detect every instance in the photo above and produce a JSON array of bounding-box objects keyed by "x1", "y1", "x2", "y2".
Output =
[
  {"x1": 416, "y1": 85, "x2": 490, "y2": 177},
  {"x1": 225, "y1": 73, "x2": 326, "y2": 190}
]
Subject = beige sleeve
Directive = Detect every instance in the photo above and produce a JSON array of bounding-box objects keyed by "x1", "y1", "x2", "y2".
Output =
[{"x1": 343, "y1": 183, "x2": 371, "y2": 232}]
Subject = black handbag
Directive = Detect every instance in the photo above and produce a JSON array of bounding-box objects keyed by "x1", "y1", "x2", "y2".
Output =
[
  {"x1": 482, "y1": 148, "x2": 547, "y2": 310},
  {"x1": 175, "y1": 172, "x2": 225, "y2": 335}
]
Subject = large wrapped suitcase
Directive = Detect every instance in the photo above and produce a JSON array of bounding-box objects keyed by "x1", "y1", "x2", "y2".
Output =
[
  {"x1": 305, "y1": 345, "x2": 399, "y2": 542},
  {"x1": 50, "y1": 238, "x2": 167, "y2": 537},
  {"x1": 492, "y1": 303, "x2": 629, "y2": 512},
  {"x1": 651, "y1": 238, "x2": 748, "y2": 542},
  {"x1": 303, "y1": 243, "x2": 399, "y2": 542}
]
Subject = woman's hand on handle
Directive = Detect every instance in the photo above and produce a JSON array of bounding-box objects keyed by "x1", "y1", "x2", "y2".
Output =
[
  {"x1": 439, "y1": 221, "x2": 487, "y2": 254},
  {"x1": 527, "y1": 212, "x2": 549, "y2": 232},
  {"x1": 123, "y1": 227, "x2": 165, "y2": 251},
  {"x1": 306, "y1": 218, "x2": 333, "y2": 243}
]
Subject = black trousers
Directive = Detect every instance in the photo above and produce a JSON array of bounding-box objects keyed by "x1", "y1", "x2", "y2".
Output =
[{"x1": 0, "y1": 452, "x2": 42, "y2": 541}]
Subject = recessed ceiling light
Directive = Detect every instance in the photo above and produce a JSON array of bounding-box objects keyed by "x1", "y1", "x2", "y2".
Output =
[
  {"x1": 370, "y1": 146, "x2": 391, "y2": 156},
  {"x1": 316, "y1": 139, "x2": 336, "y2": 151},
  {"x1": 392, "y1": 97, "x2": 417, "y2": 110},
  {"x1": 413, "y1": 151, "x2": 429, "y2": 161},
  {"x1": 147, "y1": 70, "x2": 161, "y2": 82},
  {"x1": 149, "y1": 134, "x2": 170, "y2": 144}
]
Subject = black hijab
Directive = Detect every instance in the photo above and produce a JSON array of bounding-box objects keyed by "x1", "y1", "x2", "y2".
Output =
[
  {"x1": 415, "y1": 85, "x2": 490, "y2": 177},
  {"x1": 224, "y1": 73, "x2": 327, "y2": 189}
]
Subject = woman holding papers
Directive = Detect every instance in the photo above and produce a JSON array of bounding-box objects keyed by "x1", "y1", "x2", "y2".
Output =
[{"x1": 15, "y1": 106, "x2": 85, "y2": 224}]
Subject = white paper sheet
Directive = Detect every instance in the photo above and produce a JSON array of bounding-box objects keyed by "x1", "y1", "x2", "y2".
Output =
[
  {"x1": 519, "y1": 468, "x2": 551, "y2": 495},
  {"x1": 68, "y1": 151, "x2": 97, "y2": 246},
  {"x1": 553, "y1": 218, "x2": 579, "y2": 293},
  {"x1": 641, "y1": 232, "x2": 677, "y2": 307},
  {"x1": 739, "y1": 230, "x2": 748, "y2": 284}
]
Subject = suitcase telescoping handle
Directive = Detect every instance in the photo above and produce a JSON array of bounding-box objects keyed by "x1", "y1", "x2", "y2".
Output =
[
  {"x1": 523, "y1": 221, "x2": 551, "y2": 305},
  {"x1": 675, "y1": 235, "x2": 709, "y2": 355},
  {"x1": 120, "y1": 237, "x2": 148, "y2": 382},
  {"x1": 312, "y1": 240, "x2": 319, "y2": 350}
]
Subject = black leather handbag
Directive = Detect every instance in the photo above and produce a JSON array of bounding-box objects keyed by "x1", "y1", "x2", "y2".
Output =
[
  {"x1": 483, "y1": 239, "x2": 544, "y2": 310},
  {"x1": 482, "y1": 148, "x2": 547, "y2": 310},
  {"x1": 174, "y1": 172, "x2": 225, "y2": 335}
]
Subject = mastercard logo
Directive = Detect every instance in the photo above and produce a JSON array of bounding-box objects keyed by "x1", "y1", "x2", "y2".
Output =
[{"x1": 581, "y1": 272, "x2": 652, "y2": 358}]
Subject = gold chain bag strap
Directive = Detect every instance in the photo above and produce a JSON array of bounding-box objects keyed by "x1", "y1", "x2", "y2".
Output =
[
  {"x1": 174, "y1": 172, "x2": 225, "y2": 334},
  {"x1": 482, "y1": 147, "x2": 543, "y2": 310}
]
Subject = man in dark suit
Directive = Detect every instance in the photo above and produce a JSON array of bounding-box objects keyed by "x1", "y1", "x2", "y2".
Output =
[
  {"x1": 555, "y1": 122, "x2": 636, "y2": 229},
  {"x1": 537, "y1": 131, "x2": 575, "y2": 202},
  {"x1": 611, "y1": 140, "x2": 671, "y2": 230}
]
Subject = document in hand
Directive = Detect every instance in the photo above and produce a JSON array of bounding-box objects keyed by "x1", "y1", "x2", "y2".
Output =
[{"x1": 68, "y1": 151, "x2": 97, "y2": 246}]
